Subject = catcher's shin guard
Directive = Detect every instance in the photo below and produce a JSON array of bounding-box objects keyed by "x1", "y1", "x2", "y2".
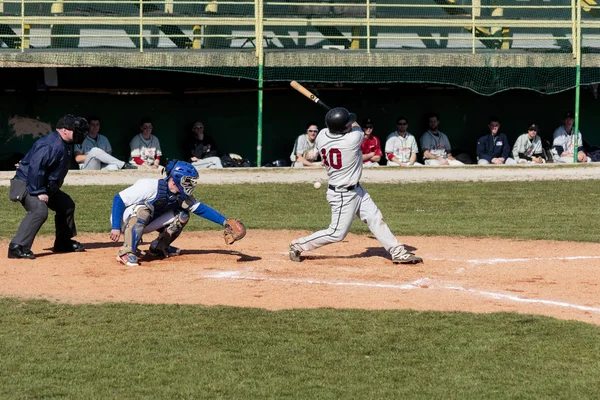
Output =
[
  {"x1": 150, "y1": 210, "x2": 190, "y2": 257},
  {"x1": 119, "y1": 207, "x2": 151, "y2": 256}
]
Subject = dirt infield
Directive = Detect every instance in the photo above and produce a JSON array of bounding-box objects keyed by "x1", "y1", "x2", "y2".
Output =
[{"x1": 2, "y1": 231, "x2": 600, "y2": 326}]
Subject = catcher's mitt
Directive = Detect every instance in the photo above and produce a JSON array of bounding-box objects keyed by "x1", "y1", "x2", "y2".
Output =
[{"x1": 223, "y1": 218, "x2": 246, "y2": 245}]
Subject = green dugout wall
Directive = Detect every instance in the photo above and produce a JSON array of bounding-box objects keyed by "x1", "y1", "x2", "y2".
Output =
[{"x1": 0, "y1": 68, "x2": 598, "y2": 169}]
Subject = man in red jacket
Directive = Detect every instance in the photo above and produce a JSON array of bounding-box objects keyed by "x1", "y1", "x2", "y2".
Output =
[{"x1": 359, "y1": 118, "x2": 383, "y2": 167}]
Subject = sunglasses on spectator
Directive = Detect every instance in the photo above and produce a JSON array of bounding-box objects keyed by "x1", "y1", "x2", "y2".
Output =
[
  {"x1": 363, "y1": 125, "x2": 374, "y2": 129},
  {"x1": 397, "y1": 122, "x2": 408, "y2": 125},
  {"x1": 307, "y1": 129, "x2": 319, "y2": 133},
  {"x1": 193, "y1": 126, "x2": 204, "y2": 129}
]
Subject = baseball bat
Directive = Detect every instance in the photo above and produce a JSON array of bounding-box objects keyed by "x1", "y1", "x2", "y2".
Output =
[{"x1": 290, "y1": 80, "x2": 331, "y2": 111}]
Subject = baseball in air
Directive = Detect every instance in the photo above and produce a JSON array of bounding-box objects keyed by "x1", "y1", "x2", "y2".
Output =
[{"x1": 313, "y1": 181, "x2": 322, "y2": 189}]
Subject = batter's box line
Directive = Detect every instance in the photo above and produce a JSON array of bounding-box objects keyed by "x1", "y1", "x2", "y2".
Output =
[
  {"x1": 271, "y1": 251, "x2": 600, "y2": 265},
  {"x1": 429, "y1": 255, "x2": 600, "y2": 265},
  {"x1": 203, "y1": 271, "x2": 600, "y2": 314}
]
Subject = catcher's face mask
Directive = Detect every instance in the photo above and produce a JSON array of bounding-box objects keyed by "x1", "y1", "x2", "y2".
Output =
[
  {"x1": 178, "y1": 175, "x2": 198, "y2": 198},
  {"x1": 72, "y1": 117, "x2": 89, "y2": 145}
]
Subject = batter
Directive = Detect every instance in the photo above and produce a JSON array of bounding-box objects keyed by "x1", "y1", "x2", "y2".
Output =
[{"x1": 289, "y1": 107, "x2": 423, "y2": 265}]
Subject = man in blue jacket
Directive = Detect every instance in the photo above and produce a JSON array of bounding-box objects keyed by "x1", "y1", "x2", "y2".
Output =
[
  {"x1": 8, "y1": 115, "x2": 88, "y2": 259},
  {"x1": 476, "y1": 117, "x2": 517, "y2": 165}
]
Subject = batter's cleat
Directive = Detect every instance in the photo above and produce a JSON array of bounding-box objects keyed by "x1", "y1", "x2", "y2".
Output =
[
  {"x1": 52, "y1": 240, "x2": 85, "y2": 253},
  {"x1": 8, "y1": 244, "x2": 35, "y2": 259},
  {"x1": 391, "y1": 246, "x2": 423, "y2": 264},
  {"x1": 289, "y1": 243, "x2": 302, "y2": 262},
  {"x1": 117, "y1": 253, "x2": 139, "y2": 267},
  {"x1": 147, "y1": 242, "x2": 181, "y2": 258}
]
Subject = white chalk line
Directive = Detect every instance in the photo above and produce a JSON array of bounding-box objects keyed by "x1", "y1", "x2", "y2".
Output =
[
  {"x1": 274, "y1": 251, "x2": 600, "y2": 265},
  {"x1": 467, "y1": 255, "x2": 600, "y2": 264},
  {"x1": 204, "y1": 271, "x2": 600, "y2": 314}
]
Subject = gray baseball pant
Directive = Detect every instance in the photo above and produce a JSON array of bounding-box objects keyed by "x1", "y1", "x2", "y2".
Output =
[
  {"x1": 10, "y1": 180, "x2": 77, "y2": 250},
  {"x1": 81, "y1": 148, "x2": 125, "y2": 170}
]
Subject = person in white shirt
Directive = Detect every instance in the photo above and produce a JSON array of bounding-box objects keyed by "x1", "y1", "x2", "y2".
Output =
[
  {"x1": 420, "y1": 114, "x2": 463, "y2": 166},
  {"x1": 130, "y1": 117, "x2": 163, "y2": 169},
  {"x1": 291, "y1": 121, "x2": 322, "y2": 168},
  {"x1": 74, "y1": 116, "x2": 136, "y2": 170},
  {"x1": 552, "y1": 111, "x2": 590, "y2": 163},
  {"x1": 384, "y1": 117, "x2": 422, "y2": 166},
  {"x1": 512, "y1": 122, "x2": 545, "y2": 164}
]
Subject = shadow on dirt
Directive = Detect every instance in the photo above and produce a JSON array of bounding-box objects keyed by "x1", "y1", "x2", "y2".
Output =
[{"x1": 304, "y1": 244, "x2": 419, "y2": 262}]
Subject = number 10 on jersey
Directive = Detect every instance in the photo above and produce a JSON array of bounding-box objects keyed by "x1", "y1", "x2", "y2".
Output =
[{"x1": 321, "y1": 148, "x2": 342, "y2": 169}]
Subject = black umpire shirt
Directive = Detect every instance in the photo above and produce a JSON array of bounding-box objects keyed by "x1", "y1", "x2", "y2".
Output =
[{"x1": 14, "y1": 131, "x2": 72, "y2": 196}]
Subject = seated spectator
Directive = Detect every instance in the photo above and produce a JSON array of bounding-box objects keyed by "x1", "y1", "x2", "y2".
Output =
[
  {"x1": 512, "y1": 122, "x2": 545, "y2": 164},
  {"x1": 74, "y1": 116, "x2": 136, "y2": 170},
  {"x1": 420, "y1": 113, "x2": 464, "y2": 166},
  {"x1": 129, "y1": 117, "x2": 162, "y2": 169},
  {"x1": 360, "y1": 118, "x2": 382, "y2": 167},
  {"x1": 476, "y1": 117, "x2": 517, "y2": 165},
  {"x1": 552, "y1": 111, "x2": 590, "y2": 163},
  {"x1": 385, "y1": 117, "x2": 422, "y2": 166},
  {"x1": 291, "y1": 122, "x2": 322, "y2": 168},
  {"x1": 183, "y1": 121, "x2": 223, "y2": 169}
]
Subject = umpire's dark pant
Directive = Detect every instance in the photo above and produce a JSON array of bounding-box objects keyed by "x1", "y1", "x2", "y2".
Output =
[{"x1": 10, "y1": 179, "x2": 77, "y2": 250}]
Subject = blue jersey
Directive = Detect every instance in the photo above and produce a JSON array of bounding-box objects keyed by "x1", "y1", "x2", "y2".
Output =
[
  {"x1": 15, "y1": 131, "x2": 72, "y2": 196},
  {"x1": 111, "y1": 178, "x2": 227, "y2": 230}
]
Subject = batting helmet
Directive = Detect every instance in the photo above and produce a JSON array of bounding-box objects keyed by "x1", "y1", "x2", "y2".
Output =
[
  {"x1": 325, "y1": 107, "x2": 357, "y2": 134},
  {"x1": 165, "y1": 160, "x2": 199, "y2": 199}
]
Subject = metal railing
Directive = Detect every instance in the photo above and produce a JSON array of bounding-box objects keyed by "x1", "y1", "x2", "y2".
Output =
[{"x1": 0, "y1": 0, "x2": 597, "y2": 57}]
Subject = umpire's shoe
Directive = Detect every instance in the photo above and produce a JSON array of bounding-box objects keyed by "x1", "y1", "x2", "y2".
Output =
[
  {"x1": 8, "y1": 244, "x2": 35, "y2": 259},
  {"x1": 391, "y1": 246, "x2": 423, "y2": 264},
  {"x1": 52, "y1": 240, "x2": 85, "y2": 253}
]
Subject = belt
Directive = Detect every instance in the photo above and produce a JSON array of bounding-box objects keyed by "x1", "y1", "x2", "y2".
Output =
[{"x1": 328, "y1": 183, "x2": 359, "y2": 191}]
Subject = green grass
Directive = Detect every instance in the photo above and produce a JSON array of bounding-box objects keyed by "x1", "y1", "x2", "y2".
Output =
[
  {"x1": 1, "y1": 299, "x2": 600, "y2": 399},
  {"x1": 1, "y1": 180, "x2": 599, "y2": 241},
  {"x1": 2, "y1": 181, "x2": 600, "y2": 399}
]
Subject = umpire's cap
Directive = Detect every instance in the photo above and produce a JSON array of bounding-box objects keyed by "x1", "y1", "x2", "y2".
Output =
[
  {"x1": 56, "y1": 114, "x2": 77, "y2": 130},
  {"x1": 325, "y1": 107, "x2": 357, "y2": 134}
]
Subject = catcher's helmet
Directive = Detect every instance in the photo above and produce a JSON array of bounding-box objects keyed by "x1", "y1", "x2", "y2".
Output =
[
  {"x1": 165, "y1": 160, "x2": 199, "y2": 199},
  {"x1": 325, "y1": 107, "x2": 357, "y2": 134}
]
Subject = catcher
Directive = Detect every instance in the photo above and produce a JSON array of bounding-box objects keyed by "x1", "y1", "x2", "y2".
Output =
[{"x1": 109, "y1": 160, "x2": 246, "y2": 266}]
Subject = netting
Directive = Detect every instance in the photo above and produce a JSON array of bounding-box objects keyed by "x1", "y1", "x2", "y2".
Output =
[{"x1": 1, "y1": 0, "x2": 600, "y2": 95}]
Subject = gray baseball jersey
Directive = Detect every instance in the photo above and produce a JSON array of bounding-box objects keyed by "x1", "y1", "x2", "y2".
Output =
[
  {"x1": 293, "y1": 133, "x2": 319, "y2": 161},
  {"x1": 420, "y1": 130, "x2": 451, "y2": 158},
  {"x1": 75, "y1": 134, "x2": 113, "y2": 155},
  {"x1": 315, "y1": 126, "x2": 363, "y2": 188},
  {"x1": 512, "y1": 133, "x2": 543, "y2": 159}
]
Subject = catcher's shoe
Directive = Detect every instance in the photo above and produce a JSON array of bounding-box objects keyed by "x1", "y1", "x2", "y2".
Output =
[
  {"x1": 289, "y1": 243, "x2": 302, "y2": 262},
  {"x1": 147, "y1": 242, "x2": 181, "y2": 258},
  {"x1": 117, "y1": 253, "x2": 139, "y2": 267},
  {"x1": 391, "y1": 246, "x2": 423, "y2": 264}
]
